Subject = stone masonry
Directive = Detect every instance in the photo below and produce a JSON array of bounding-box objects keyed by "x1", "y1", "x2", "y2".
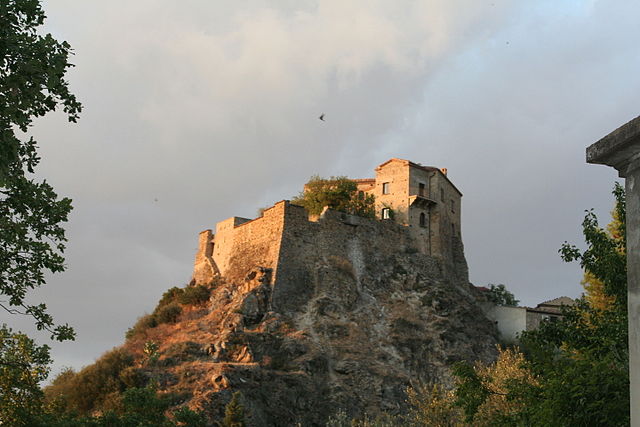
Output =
[{"x1": 192, "y1": 159, "x2": 465, "y2": 287}]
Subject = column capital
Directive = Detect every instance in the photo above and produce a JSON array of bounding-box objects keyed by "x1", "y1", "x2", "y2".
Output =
[{"x1": 587, "y1": 115, "x2": 640, "y2": 177}]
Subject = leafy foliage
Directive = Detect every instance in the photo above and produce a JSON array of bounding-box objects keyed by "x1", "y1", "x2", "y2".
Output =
[
  {"x1": 0, "y1": 325, "x2": 51, "y2": 426},
  {"x1": 405, "y1": 383, "x2": 463, "y2": 426},
  {"x1": 292, "y1": 175, "x2": 375, "y2": 218},
  {"x1": 220, "y1": 391, "x2": 245, "y2": 427},
  {"x1": 126, "y1": 284, "x2": 212, "y2": 339},
  {"x1": 44, "y1": 347, "x2": 135, "y2": 414},
  {"x1": 0, "y1": 0, "x2": 81, "y2": 341},
  {"x1": 452, "y1": 347, "x2": 538, "y2": 426},
  {"x1": 450, "y1": 183, "x2": 629, "y2": 426},
  {"x1": 178, "y1": 285, "x2": 211, "y2": 305},
  {"x1": 155, "y1": 302, "x2": 183, "y2": 324},
  {"x1": 486, "y1": 284, "x2": 519, "y2": 306}
]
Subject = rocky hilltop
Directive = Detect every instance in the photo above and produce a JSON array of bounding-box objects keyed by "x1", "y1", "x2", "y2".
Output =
[{"x1": 118, "y1": 205, "x2": 498, "y2": 426}]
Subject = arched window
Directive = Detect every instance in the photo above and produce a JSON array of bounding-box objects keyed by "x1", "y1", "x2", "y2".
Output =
[
  {"x1": 382, "y1": 208, "x2": 391, "y2": 219},
  {"x1": 419, "y1": 212, "x2": 426, "y2": 227}
]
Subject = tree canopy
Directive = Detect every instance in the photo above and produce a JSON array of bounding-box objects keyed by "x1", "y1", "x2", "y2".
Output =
[
  {"x1": 0, "y1": 0, "x2": 81, "y2": 340},
  {"x1": 292, "y1": 175, "x2": 375, "y2": 218},
  {"x1": 450, "y1": 183, "x2": 629, "y2": 426},
  {"x1": 486, "y1": 284, "x2": 519, "y2": 306}
]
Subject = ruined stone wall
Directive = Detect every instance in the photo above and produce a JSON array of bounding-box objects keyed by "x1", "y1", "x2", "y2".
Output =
[
  {"x1": 271, "y1": 203, "x2": 422, "y2": 314},
  {"x1": 193, "y1": 230, "x2": 219, "y2": 285},
  {"x1": 209, "y1": 202, "x2": 288, "y2": 284}
]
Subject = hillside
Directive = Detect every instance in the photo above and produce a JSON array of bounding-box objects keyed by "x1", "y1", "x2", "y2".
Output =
[{"x1": 46, "y1": 206, "x2": 498, "y2": 426}]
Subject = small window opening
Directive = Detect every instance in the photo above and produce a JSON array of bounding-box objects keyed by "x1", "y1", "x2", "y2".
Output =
[
  {"x1": 440, "y1": 187, "x2": 444, "y2": 201},
  {"x1": 382, "y1": 182, "x2": 390, "y2": 195},
  {"x1": 450, "y1": 199, "x2": 455, "y2": 213},
  {"x1": 419, "y1": 212, "x2": 426, "y2": 227},
  {"x1": 358, "y1": 190, "x2": 364, "y2": 199},
  {"x1": 419, "y1": 183, "x2": 426, "y2": 197},
  {"x1": 382, "y1": 208, "x2": 391, "y2": 219}
]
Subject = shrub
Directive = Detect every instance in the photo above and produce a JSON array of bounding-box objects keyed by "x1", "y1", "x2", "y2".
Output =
[
  {"x1": 222, "y1": 391, "x2": 245, "y2": 427},
  {"x1": 155, "y1": 287, "x2": 185, "y2": 313},
  {"x1": 44, "y1": 348, "x2": 135, "y2": 415},
  {"x1": 119, "y1": 366, "x2": 147, "y2": 389},
  {"x1": 292, "y1": 175, "x2": 375, "y2": 218},
  {"x1": 178, "y1": 285, "x2": 211, "y2": 306},
  {"x1": 156, "y1": 302, "x2": 182, "y2": 324},
  {"x1": 125, "y1": 314, "x2": 158, "y2": 340}
]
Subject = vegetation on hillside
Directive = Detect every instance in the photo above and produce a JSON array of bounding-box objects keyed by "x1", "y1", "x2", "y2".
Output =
[
  {"x1": 415, "y1": 183, "x2": 629, "y2": 426},
  {"x1": 292, "y1": 175, "x2": 375, "y2": 218},
  {"x1": 126, "y1": 283, "x2": 212, "y2": 340},
  {"x1": 324, "y1": 183, "x2": 628, "y2": 426}
]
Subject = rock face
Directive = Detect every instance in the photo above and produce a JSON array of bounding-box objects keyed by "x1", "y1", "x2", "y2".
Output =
[{"x1": 174, "y1": 208, "x2": 499, "y2": 426}]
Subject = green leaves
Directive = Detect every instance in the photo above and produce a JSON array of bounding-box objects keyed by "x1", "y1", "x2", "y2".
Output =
[
  {"x1": 292, "y1": 175, "x2": 376, "y2": 218},
  {"x1": 449, "y1": 183, "x2": 630, "y2": 426},
  {"x1": 486, "y1": 284, "x2": 519, "y2": 306},
  {"x1": 0, "y1": 324, "x2": 52, "y2": 426},
  {"x1": 1, "y1": 0, "x2": 81, "y2": 340}
]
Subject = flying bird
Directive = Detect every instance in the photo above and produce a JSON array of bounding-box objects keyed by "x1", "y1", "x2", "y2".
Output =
[{"x1": 319, "y1": 113, "x2": 325, "y2": 121}]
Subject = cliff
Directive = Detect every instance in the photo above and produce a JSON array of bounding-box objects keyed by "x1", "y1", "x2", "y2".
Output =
[
  {"x1": 126, "y1": 204, "x2": 497, "y2": 425},
  {"x1": 51, "y1": 202, "x2": 498, "y2": 426}
]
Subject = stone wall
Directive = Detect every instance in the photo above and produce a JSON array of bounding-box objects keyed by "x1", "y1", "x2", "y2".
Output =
[
  {"x1": 429, "y1": 171, "x2": 462, "y2": 261},
  {"x1": 192, "y1": 230, "x2": 219, "y2": 285},
  {"x1": 210, "y1": 202, "x2": 288, "y2": 284},
  {"x1": 272, "y1": 203, "x2": 423, "y2": 314},
  {"x1": 374, "y1": 160, "x2": 411, "y2": 224}
]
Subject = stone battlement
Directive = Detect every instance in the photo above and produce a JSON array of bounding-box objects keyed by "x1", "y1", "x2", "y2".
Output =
[{"x1": 192, "y1": 159, "x2": 467, "y2": 293}]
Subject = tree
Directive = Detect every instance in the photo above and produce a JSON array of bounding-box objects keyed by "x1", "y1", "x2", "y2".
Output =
[
  {"x1": 221, "y1": 391, "x2": 245, "y2": 427},
  {"x1": 0, "y1": 0, "x2": 81, "y2": 340},
  {"x1": 0, "y1": 324, "x2": 51, "y2": 426},
  {"x1": 451, "y1": 183, "x2": 629, "y2": 426},
  {"x1": 292, "y1": 175, "x2": 375, "y2": 218},
  {"x1": 486, "y1": 284, "x2": 519, "y2": 306}
]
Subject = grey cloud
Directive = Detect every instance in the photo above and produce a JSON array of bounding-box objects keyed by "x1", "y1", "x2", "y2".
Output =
[{"x1": 18, "y1": 0, "x2": 639, "y2": 377}]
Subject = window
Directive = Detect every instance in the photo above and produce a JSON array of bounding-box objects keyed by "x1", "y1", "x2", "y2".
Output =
[
  {"x1": 358, "y1": 190, "x2": 364, "y2": 199},
  {"x1": 450, "y1": 199, "x2": 455, "y2": 213},
  {"x1": 382, "y1": 208, "x2": 391, "y2": 219},
  {"x1": 419, "y1": 183, "x2": 425, "y2": 197},
  {"x1": 419, "y1": 212, "x2": 426, "y2": 227},
  {"x1": 382, "y1": 182, "x2": 390, "y2": 194},
  {"x1": 451, "y1": 223, "x2": 455, "y2": 236},
  {"x1": 440, "y1": 187, "x2": 444, "y2": 201}
]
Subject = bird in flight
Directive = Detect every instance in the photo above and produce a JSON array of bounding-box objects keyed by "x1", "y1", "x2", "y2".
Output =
[{"x1": 319, "y1": 113, "x2": 325, "y2": 121}]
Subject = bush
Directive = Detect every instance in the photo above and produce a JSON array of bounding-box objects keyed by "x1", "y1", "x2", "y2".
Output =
[
  {"x1": 125, "y1": 284, "x2": 210, "y2": 340},
  {"x1": 125, "y1": 314, "x2": 158, "y2": 340},
  {"x1": 156, "y1": 302, "x2": 182, "y2": 324},
  {"x1": 44, "y1": 348, "x2": 135, "y2": 414},
  {"x1": 155, "y1": 287, "x2": 185, "y2": 313},
  {"x1": 178, "y1": 285, "x2": 211, "y2": 306},
  {"x1": 292, "y1": 175, "x2": 375, "y2": 218}
]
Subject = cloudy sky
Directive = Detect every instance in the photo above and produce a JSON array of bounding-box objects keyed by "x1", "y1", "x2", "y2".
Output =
[{"x1": 12, "y1": 0, "x2": 639, "y2": 376}]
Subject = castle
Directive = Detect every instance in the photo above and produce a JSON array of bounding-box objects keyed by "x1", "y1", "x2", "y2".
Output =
[{"x1": 192, "y1": 158, "x2": 465, "y2": 291}]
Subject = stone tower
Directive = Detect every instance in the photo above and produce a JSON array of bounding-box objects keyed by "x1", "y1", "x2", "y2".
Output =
[{"x1": 354, "y1": 158, "x2": 462, "y2": 258}]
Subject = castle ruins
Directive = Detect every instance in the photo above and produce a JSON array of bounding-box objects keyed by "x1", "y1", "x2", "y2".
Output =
[{"x1": 192, "y1": 158, "x2": 466, "y2": 290}]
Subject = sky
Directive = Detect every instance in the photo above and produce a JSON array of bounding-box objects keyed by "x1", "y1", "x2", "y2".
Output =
[{"x1": 9, "y1": 0, "x2": 639, "y2": 377}]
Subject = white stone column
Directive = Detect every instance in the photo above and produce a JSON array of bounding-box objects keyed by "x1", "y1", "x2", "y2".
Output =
[{"x1": 587, "y1": 115, "x2": 640, "y2": 426}]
